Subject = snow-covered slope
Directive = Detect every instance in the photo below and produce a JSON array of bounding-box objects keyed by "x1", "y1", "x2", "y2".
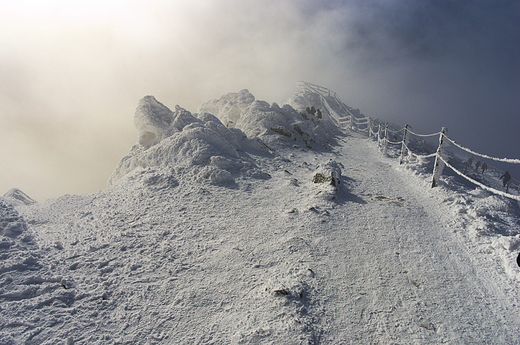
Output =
[{"x1": 2, "y1": 84, "x2": 520, "y2": 344}]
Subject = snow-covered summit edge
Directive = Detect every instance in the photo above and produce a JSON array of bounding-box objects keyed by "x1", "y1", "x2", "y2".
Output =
[{"x1": 108, "y1": 85, "x2": 345, "y2": 187}]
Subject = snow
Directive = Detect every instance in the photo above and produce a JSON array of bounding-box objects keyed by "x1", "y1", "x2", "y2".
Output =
[
  {"x1": 1, "y1": 84, "x2": 520, "y2": 344},
  {"x1": 3, "y1": 188, "x2": 37, "y2": 207},
  {"x1": 109, "y1": 98, "x2": 267, "y2": 186},
  {"x1": 134, "y1": 96, "x2": 175, "y2": 148},
  {"x1": 198, "y1": 89, "x2": 256, "y2": 128}
]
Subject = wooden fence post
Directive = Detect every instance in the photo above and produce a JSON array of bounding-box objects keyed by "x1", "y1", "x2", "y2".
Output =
[
  {"x1": 383, "y1": 124, "x2": 389, "y2": 155},
  {"x1": 399, "y1": 124, "x2": 409, "y2": 165},
  {"x1": 432, "y1": 127, "x2": 447, "y2": 188},
  {"x1": 377, "y1": 123, "x2": 382, "y2": 147}
]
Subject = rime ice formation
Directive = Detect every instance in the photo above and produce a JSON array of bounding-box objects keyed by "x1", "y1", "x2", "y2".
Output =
[
  {"x1": 3, "y1": 188, "x2": 37, "y2": 206},
  {"x1": 201, "y1": 86, "x2": 343, "y2": 148},
  {"x1": 198, "y1": 89, "x2": 256, "y2": 127},
  {"x1": 109, "y1": 94, "x2": 278, "y2": 186},
  {"x1": 109, "y1": 87, "x2": 343, "y2": 186},
  {"x1": 283, "y1": 82, "x2": 364, "y2": 124},
  {"x1": 134, "y1": 96, "x2": 174, "y2": 148}
]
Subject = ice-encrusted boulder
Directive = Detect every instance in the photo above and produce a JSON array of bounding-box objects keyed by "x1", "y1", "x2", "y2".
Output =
[
  {"x1": 311, "y1": 161, "x2": 344, "y2": 201},
  {"x1": 199, "y1": 88, "x2": 343, "y2": 150},
  {"x1": 312, "y1": 161, "x2": 342, "y2": 187},
  {"x1": 198, "y1": 89, "x2": 255, "y2": 128},
  {"x1": 134, "y1": 96, "x2": 174, "y2": 148},
  {"x1": 109, "y1": 96, "x2": 269, "y2": 186},
  {"x1": 3, "y1": 188, "x2": 37, "y2": 206}
]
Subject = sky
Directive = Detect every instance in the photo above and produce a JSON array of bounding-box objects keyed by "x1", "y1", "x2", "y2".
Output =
[{"x1": 1, "y1": 0, "x2": 519, "y2": 201}]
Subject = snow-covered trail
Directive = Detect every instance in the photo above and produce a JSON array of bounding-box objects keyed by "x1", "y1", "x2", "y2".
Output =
[{"x1": 314, "y1": 134, "x2": 520, "y2": 343}]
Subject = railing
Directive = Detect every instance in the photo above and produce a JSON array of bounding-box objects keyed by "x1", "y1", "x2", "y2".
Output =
[
  {"x1": 370, "y1": 122, "x2": 520, "y2": 201},
  {"x1": 298, "y1": 82, "x2": 520, "y2": 201}
]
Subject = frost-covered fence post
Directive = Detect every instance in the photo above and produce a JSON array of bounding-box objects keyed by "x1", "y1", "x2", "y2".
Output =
[
  {"x1": 368, "y1": 118, "x2": 373, "y2": 138},
  {"x1": 399, "y1": 124, "x2": 409, "y2": 165},
  {"x1": 431, "y1": 127, "x2": 447, "y2": 188},
  {"x1": 350, "y1": 114, "x2": 355, "y2": 130},
  {"x1": 377, "y1": 123, "x2": 382, "y2": 147},
  {"x1": 383, "y1": 124, "x2": 389, "y2": 155}
]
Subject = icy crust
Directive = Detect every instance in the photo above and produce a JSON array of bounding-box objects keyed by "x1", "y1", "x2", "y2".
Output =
[
  {"x1": 109, "y1": 96, "x2": 270, "y2": 186},
  {"x1": 438, "y1": 179, "x2": 520, "y2": 238},
  {"x1": 0, "y1": 199, "x2": 31, "y2": 241},
  {"x1": 0, "y1": 199, "x2": 73, "y2": 345},
  {"x1": 111, "y1": 88, "x2": 346, "y2": 187},
  {"x1": 3, "y1": 188, "x2": 37, "y2": 206},
  {"x1": 400, "y1": 159, "x2": 520, "y2": 282},
  {"x1": 198, "y1": 89, "x2": 255, "y2": 127},
  {"x1": 4, "y1": 132, "x2": 520, "y2": 343},
  {"x1": 200, "y1": 90, "x2": 342, "y2": 150}
]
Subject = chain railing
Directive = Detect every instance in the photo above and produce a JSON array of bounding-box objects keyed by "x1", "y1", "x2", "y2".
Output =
[
  {"x1": 297, "y1": 82, "x2": 520, "y2": 201},
  {"x1": 371, "y1": 122, "x2": 520, "y2": 200}
]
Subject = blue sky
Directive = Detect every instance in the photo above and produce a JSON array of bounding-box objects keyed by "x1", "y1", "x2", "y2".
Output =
[{"x1": 1, "y1": 0, "x2": 519, "y2": 200}]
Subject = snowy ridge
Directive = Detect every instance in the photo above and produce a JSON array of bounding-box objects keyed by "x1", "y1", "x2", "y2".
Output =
[
  {"x1": 1, "y1": 84, "x2": 520, "y2": 344},
  {"x1": 110, "y1": 87, "x2": 342, "y2": 188},
  {"x1": 109, "y1": 96, "x2": 268, "y2": 186}
]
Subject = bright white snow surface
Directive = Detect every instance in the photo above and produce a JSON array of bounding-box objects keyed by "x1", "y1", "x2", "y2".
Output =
[{"x1": 2, "y1": 86, "x2": 520, "y2": 344}]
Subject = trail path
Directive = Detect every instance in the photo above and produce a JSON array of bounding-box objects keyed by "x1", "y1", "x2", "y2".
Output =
[{"x1": 313, "y1": 134, "x2": 520, "y2": 344}]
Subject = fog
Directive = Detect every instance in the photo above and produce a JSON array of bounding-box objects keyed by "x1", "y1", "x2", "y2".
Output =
[{"x1": 1, "y1": 0, "x2": 519, "y2": 201}]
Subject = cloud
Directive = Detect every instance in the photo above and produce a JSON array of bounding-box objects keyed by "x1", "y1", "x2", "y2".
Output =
[{"x1": 1, "y1": 0, "x2": 519, "y2": 200}]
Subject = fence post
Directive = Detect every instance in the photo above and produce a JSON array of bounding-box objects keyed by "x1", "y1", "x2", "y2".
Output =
[
  {"x1": 377, "y1": 123, "x2": 382, "y2": 147},
  {"x1": 368, "y1": 118, "x2": 373, "y2": 138},
  {"x1": 350, "y1": 114, "x2": 354, "y2": 130},
  {"x1": 431, "y1": 127, "x2": 447, "y2": 188},
  {"x1": 383, "y1": 124, "x2": 389, "y2": 155},
  {"x1": 399, "y1": 124, "x2": 409, "y2": 165}
]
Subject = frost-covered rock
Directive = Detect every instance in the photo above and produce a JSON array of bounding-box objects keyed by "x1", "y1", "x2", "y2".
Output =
[
  {"x1": 283, "y1": 84, "x2": 326, "y2": 115},
  {"x1": 200, "y1": 89, "x2": 343, "y2": 150},
  {"x1": 311, "y1": 161, "x2": 344, "y2": 201},
  {"x1": 312, "y1": 161, "x2": 342, "y2": 187},
  {"x1": 283, "y1": 82, "x2": 352, "y2": 131},
  {"x1": 111, "y1": 84, "x2": 354, "y2": 187},
  {"x1": 134, "y1": 96, "x2": 174, "y2": 148},
  {"x1": 198, "y1": 89, "x2": 255, "y2": 127},
  {"x1": 109, "y1": 96, "x2": 268, "y2": 186},
  {"x1": 3, "y1": 188, "x2": 37, "y2": 206}
]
